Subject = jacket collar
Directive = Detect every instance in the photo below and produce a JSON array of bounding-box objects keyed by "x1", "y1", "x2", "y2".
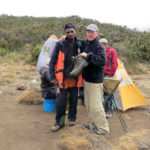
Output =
[
  {"x1": 65, "y1": 36, "x2": 77, "y2": 42},
  {"x1": 87, "y1": 37, "x2": 98, "y2": 44}
]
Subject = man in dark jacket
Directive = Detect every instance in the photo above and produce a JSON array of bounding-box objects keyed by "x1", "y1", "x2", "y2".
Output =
[
  {"x1": 80, "y1": 24, "x2": 109, "y2": 135},
  {"x1": 40, "y1": 58, "x2": 57, "y2": 100},
  {"x1": 50, "y1": 23, "x2": 84, "y2": 132}
]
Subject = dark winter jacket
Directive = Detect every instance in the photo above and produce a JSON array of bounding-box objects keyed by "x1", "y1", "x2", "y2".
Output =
[
  {"x1": 40, "y1": 66, "x2": 57, "y2": 99},
  {"x1": 49, "y1": 37, "x2": 85, "y2": 89},
  {"x1": 83, "y1": 38, "x2": 107, "y2": 83}
]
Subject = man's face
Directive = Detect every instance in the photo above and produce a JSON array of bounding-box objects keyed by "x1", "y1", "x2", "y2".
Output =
[
  {"x1": 101, "y1": 43, "x2": 107, "y2": 49},
  {"x1": 86, "y1": 30, "x2": 98, "y2": 41},
  {"x1": 65, "y1": 28, "x2": 76, "y2": 40}
]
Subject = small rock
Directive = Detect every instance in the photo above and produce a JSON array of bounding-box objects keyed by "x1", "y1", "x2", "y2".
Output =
[{"x1": 17, "y1": 85, "x2": 26, "y2": 90}]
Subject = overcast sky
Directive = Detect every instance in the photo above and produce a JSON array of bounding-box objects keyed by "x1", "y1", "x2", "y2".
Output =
[{"x1": 0, "y1": 0, "x2": 150, "y2": 31}]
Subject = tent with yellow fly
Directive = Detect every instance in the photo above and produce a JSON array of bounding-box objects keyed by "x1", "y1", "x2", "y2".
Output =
[{"x1": 113, "y1": 59, "x2": 148, "y2": 111}]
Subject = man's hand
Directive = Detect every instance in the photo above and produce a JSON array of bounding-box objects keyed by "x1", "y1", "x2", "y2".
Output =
[
  {"x1": 59, "y1": 35, "x2": 66, "y2": 42},
  {"x1": 80, "y1": 52, "x2": 87, "y2": 58},
  {"x1": 51, "y1": 80, "x2": 57, "y2": 85}
]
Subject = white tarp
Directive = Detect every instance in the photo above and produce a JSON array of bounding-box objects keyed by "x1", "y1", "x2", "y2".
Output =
[{"x1": 36, "y1": 35, "x2": 58, "y2": 72}]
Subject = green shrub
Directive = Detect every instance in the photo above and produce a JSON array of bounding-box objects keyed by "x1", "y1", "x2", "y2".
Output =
[
  {"x1": 0, "y1": 48, "x2": 7, "y2": 56},
  {"x1": 26, "y1": 44, "x2": 42, "y2": 64},
  {"x1": 0, "y1": 15, "x2": 150, "y2": 66}
]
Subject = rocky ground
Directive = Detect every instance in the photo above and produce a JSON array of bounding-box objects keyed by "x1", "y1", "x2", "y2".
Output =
[{"x1": 0, "y1": 62, "x2": 150, "y2": 150}]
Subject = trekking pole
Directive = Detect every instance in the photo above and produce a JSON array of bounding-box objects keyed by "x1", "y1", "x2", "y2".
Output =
[
  {"x1": 111, "y1": 96, "x2": 127, "y2": 133},
  {"x1": 112, "y1": 98, "x2": 127, "y2": 128}
]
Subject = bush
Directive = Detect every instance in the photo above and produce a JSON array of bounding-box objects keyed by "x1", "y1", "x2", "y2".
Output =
[
  {"x1": 0, "y1": 48, "x2": 7, "y2": 56},
  {"x1": 26, "y1": 44, "x2": 42, "y2": 65},
  {"x1": 0, "y1": 15, "x2": 150, "y2": 67}
]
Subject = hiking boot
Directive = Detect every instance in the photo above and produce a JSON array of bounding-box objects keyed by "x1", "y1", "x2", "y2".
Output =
[
  {"x1": 82, "y1": 124, "x2": 90, "y2": 130},
  {"x1": 70, "y1": 55, "x2": 88, "y2": 77},
  {"x1": 90, "y1": 128, "x2": 102, "y2": 135},
  {"x1": 51, "y1": 124, "x2": 65, "y2": 132},
  {"x1": 68, "y1": 121, "x2": 76, "y2": 126}
]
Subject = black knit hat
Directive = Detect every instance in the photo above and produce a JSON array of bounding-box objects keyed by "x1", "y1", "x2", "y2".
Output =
[{"x1": 64, "y1": 23, "x2": 75, "y2": 30}]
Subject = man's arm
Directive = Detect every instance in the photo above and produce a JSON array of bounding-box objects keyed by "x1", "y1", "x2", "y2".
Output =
[
  {"x1": 84, "y1": 44, "x2": 106, "y2": 66},
  {"x1": 109, "y1": 50, "x2": 118, "y2": 76},
  {"x1": 45, "y1": 70, "x2": 51, "y2": 82}
]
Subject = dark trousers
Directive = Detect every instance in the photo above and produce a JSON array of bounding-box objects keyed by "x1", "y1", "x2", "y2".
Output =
[
  {"x1": 104, "y1": 92, "x2": 114, "y2": 113},
  {"x1": 103, "y1": 75, "x2": 115, "y2": 113},
  {"x1": 78, "y1": 87, "x2": 84, "y2": 105},
  {"x1": 56, "y1": 87, "x2": 78, "y2": 125}
]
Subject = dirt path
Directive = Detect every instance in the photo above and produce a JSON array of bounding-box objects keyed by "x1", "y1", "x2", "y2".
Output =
[{"x1": 0, "y1": 63, "x2": 150, "y2": 150}]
